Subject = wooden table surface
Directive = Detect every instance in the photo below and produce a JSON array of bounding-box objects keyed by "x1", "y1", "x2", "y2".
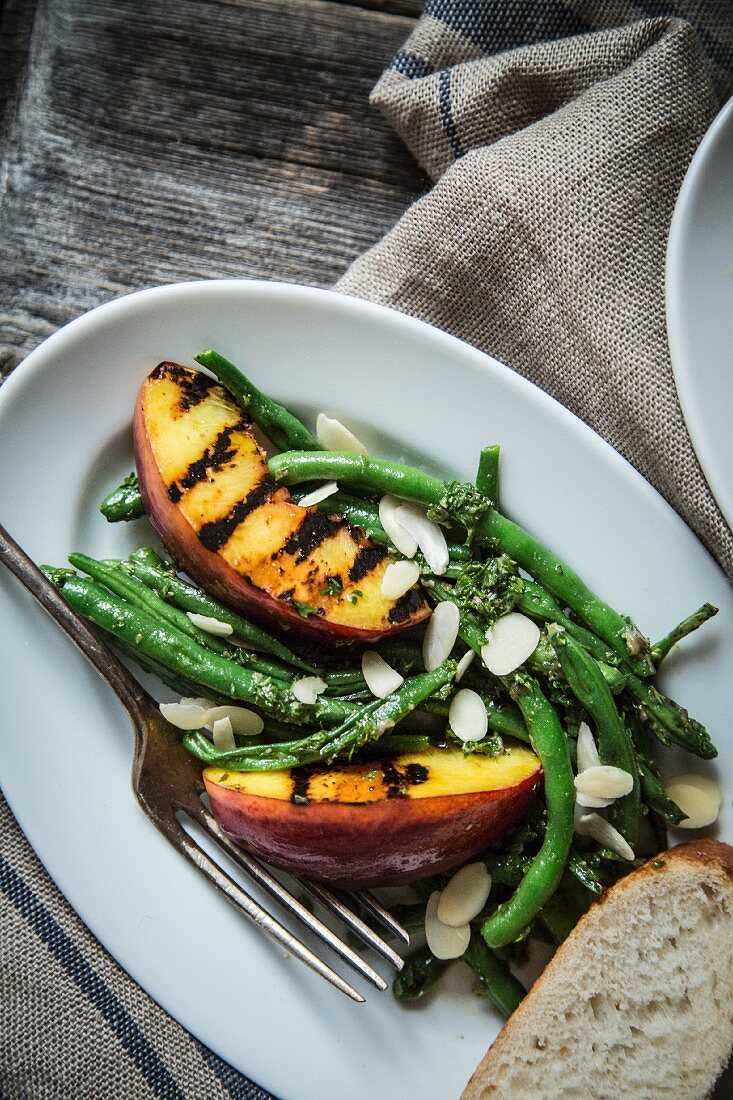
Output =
[{"x1": 0, "y1": 0, "x2": 426, "y2": 378}]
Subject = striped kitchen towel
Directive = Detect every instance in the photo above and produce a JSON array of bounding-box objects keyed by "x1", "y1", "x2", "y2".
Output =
[{"x1": 339, "y1": 1, "x2": 733, "y2": 579}]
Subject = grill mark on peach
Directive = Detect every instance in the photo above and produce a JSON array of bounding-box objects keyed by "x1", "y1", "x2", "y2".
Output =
[
  {"x1": 388, "y1": 587, "x2": 427, "y2": 624},
  {"x1": 348, "y1": 544, "x2": 388, "y2": 584},
  {"x1": 166, "y1": 421, "x2": 248, "y2": 503},
  {"x1": 197, "y1": 479, "x2": 277, "y2": 550},
  {"x1": 151, "y1": 361, "x2": 216, "y2": 411},
  {"x1": 278, "y1": 512, "x2": 348, "y2": 563}
]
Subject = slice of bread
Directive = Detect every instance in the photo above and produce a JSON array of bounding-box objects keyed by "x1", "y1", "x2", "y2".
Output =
[{"x1": 461, "y1": 840, "x2": 733, "y2": 1100}]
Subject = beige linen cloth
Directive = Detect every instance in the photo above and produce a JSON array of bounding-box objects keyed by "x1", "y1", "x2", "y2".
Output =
[
  {"x1": 338, "y1": 9, "x2": 733, "y2": 577},
  {"x1": 3, "y1": 4, "x2": 733, "y2": 1100}
]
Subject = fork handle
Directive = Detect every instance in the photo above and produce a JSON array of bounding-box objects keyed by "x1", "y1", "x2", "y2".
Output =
[{"x1": 0, "y1": 522, "x2": 151, "y2": 718}]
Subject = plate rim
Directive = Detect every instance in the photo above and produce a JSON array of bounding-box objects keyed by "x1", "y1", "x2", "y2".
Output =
[{"x1": 666, "y1": 93, "x2": 733, "y2": 532}]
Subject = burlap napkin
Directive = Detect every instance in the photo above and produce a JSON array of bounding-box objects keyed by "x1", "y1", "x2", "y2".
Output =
[
  {"x1": 3, "y1": 4, "x2": 732, "y2": 1099},
  {"x1": 338, "y1": 3, "x2": 733, "y2": 578}
]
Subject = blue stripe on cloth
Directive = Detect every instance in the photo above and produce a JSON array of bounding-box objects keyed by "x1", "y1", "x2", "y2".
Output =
[
  {"x1": 637, "y1": 0, "x2": 733, "y2": 72},
  {"x1": 425, "y1": 0, "x2": 591, "y2": 53},
  {"x1": 0, "y1": 854, "x2": 186, "y2": 1100},
  {"x1": 196, "y1": 1041, "x2": 274, "y2": 1100},
  {"x1": 439, "y1": 68, "x2": 465, "y2": 158},
  {"x1": 390, "y1": 49, "x2": 436, "y2": 78}
]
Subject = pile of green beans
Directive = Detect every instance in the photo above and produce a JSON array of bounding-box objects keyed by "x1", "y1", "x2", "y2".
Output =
[{"x1": 68, "y1": 346, "x2": 720, "y2": 1018}]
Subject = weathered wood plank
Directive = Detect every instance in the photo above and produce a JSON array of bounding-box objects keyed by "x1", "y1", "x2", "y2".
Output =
[{"x1": 0, "y1": 0, "x2": 425, "y2": 369}]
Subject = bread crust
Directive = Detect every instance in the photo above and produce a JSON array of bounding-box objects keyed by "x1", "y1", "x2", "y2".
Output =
[{"x1": 461, "y1": 840, "x2": 733, "y2": 1099}]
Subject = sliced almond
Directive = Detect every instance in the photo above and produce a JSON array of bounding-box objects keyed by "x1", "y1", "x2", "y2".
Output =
[
  {"x1": 455, "y1": 649, "x2": 476, "y2": 683},
  {"x1": 664, "y1": 774, "x2": 721, "y2": 829},
  {"x1": 187, "y1": 612, "x2": 233, "y2": 637},
  {"x1": 379, "y1": 495, "x2": 418, "y2": 558},
  {"x1": 448, "y1": 688, "x2": 488, "y2": 743},
  {"x1": 159, "y1": 701, "x2": 209, "y2": 730},
  {"x1": 481, "y1": 613, "x2": 540, "y2": 676},
  {"x1": 211, "y1": 716, "x2": 236, "y2": 752},
  {"x1": 423, "y1": 600, "x2": 460, "y2": 672},
  {"x1": 424, "y1": 891, "x2": 471, "y2": 960},
  {"x1": 575, "y1": 765, "x2": 634, "y2": 801},
  {"x1": 291, "y1": 676, "x2": 328, "y2": 705},
  {"x1": 394, "y1": 503, "x2": 449, "y2": 576},
  {"x1": 437, "y1": 863, "x2": 492, "y2": 927},
  {"x1": 203, "y1": 705, "x2": 264, "y2": 737},
  {"x1": 297, "y1": 481, "x2": 339, "y2": 508},
  {"x1": 316, "y1": 413, "x2": 368, "y2": 454},
  {"x1": 361, "y1": 651, "x2": 404, "y2": 699},
  {"x1": 574, "y1": 810, "x2": 635, "y2": 861},
  {"x1": 381, "y1": 559, "x2": 421, "y2": 600},
  {"x1": 575, "y1": 791, "x2": 615, "y2": 810},
  {"x1": 576, "y1": 721, "x2": 600, "y2": 773}
]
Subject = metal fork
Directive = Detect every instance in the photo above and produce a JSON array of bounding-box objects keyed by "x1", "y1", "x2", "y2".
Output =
[{"x1": 0, "y1": 522, "x2": 409, "y2": 1002}]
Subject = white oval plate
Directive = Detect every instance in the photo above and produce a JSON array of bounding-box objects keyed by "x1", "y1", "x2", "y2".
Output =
[
  {"x1": 0, "y1": 281, "x2": 731, "y2": 1100},
  {"x1": 667, "y1": 95, "x2": 733, "y2": 530}
]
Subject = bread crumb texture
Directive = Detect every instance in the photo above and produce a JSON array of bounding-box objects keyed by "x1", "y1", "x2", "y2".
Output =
[{"x1": 462, "y1": 841, "x2": 733, "y2": 1100}]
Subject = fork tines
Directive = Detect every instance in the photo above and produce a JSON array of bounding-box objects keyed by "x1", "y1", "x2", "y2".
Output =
[{"x1": 176, "y1": 807, "x2": 409, "y2": 1001}]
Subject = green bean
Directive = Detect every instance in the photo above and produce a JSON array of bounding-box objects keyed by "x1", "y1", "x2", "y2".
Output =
[
  {"x1": 194, "y1": 349, "x2": 319, "y2": 452},
  {"x1": 517, "y1": 580, "x2": 622, "y2": 667},
  {"x1": 393, "y1": 945, "x2": 450, "y2": 1001},
  {"x1": 268, "y1": 451, "x2": 652, "y2": 676},
  {"x1": 463, "y1": 930, "x2": 525, "y2": 1018},
  {"x1": 182, "y1": 661, "x2": 457, "y2": 771},
  {"x1": 651, "y1": 602, "x2": 719, "y2": 664},
  {"x1": 99, "y1": 472, "x2": 145, "y2": 522},
  {"x1": 125, "y1": 548, "x2": 315, "y2": 672},
  {"x1": 624, "y1": 675, "x2": 716, "y2": 759},
  {"x1": 636, "y1": 759, "x2": 685, "y2": 825},
  {"x1": 475, "y1": 446, "x2": 500, "y2": 506},
  {"x1": 552, "y1": 630, "x2": 640, "y2": 846},
  {"x1": 567, "y1": 851, "x2": 604, "y2": 895},
  {"x1": 356, "y1": 733, "x2": 432, "y2": 758},
  {"x1": 52, "y1": 573, "x2": 356, "y2": 728},
  {"x1": 69, "y1": 553, "x2": 236, "y2": 658},
  {"x1": 481, "y1": 676, "x2": 575, "y2": 947}
]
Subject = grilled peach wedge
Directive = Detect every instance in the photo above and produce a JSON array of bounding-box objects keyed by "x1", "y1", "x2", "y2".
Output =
[
  {"x1": 134, "y1": 362, "x2": 430, "y2": 641},
  {"x1": 204, "y1": 744, "x2": 542, "y2": 888}
]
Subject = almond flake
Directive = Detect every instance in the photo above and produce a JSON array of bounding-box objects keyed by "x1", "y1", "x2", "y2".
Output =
[
  {"x1": 379, "y1": 495, "x2": 418, "y2": 558},
  {"x1": 361, "y1": 651, "x2": 404, "y2": 699},
  {"x1": 423, "y1": 600, "x2": 460, "y2": 671},
  {"x1": 481, "y1": 613, "x2": 540, "y2": 676},
  {"x1": 316, "y1": 413, "x2": 367, "y2": 454},
  {"x1": 437, "y1": 863, "x2": 492, "y2": 927},
  {"x1": 664, "y1": 774, "x2": 721, "y2": 829},
  {"x1": 381, "y1": 559, "x2": 421, "y2": 600},
  {"x1": 424, "y1": 891, "x2": 471, "y2": 960},
  {"x1": 187, "y1": 612, "x2": 233, "y2": 637},
  {"x1": 298, "y1": 481, "x2": 339, "y2": 508},
  {"x1": 448, "y1": 688, "x2": 488, "y2": 743},
  {"x1": 455, "y1": 649, "x2": 476, "y2": 683},
  {"x1": 211, "y1": 716, "x2": 236, "y2": 752},
  {"x1": 575, "y1": 765, "x2": 634, "y2": 801},
  {"x1": 291, "y1": 676, "x2": 327, "y2": 705}
]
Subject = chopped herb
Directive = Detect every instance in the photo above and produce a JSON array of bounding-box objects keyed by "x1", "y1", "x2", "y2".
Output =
[
  {"x1": 347, "y1": 588, "x2": 364, "y2": 605},
  {"x1": 651, "y1": 859, "x2": 666, "y2": 870},
  {"x1": 321, "y1": 576, "x2": 343, "y2": 597},
  {"x1": 293, "y1": 599, "x2": 318, "y2": 618},
  {"x1": 427, "y1": 481, "x2": 491, "y2": 541}
]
